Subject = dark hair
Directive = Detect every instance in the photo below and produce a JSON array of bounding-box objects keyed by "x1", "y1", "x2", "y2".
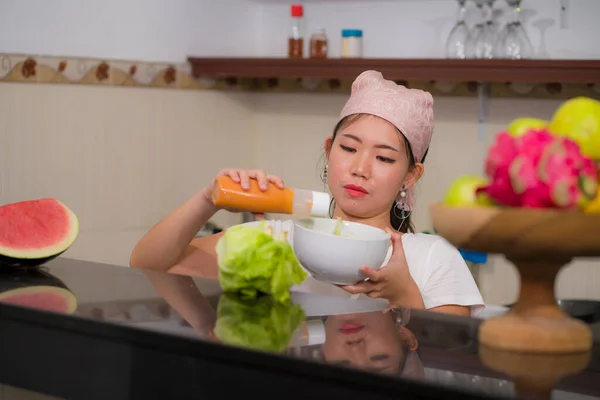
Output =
[{"x1": 325, "y1": 114, "x2": 429, "y2": 233}]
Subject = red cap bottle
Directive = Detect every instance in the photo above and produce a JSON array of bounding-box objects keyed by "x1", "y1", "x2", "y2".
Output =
[
  {"x1": 291, "y1": 4, "x2": 304, "y2": 17},
  {"x1": 288, "y1": 4, "x2": 305, "y2": 58}
]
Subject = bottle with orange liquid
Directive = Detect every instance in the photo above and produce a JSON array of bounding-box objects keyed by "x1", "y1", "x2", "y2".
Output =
[
  {"x1": 288, "y1": 4, "x2": 304, "y2": 58},
  {"x1": 212, "y1": 175, "x2": 331, "y2": 217}
]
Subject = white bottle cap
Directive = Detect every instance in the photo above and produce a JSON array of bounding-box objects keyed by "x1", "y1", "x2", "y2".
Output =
[
  {"x1": 305, "y1": 319, "x2": 326, "y2": 345},
  {"x1": 310, "y1": 191, "x2": 331, "y2": 217}
]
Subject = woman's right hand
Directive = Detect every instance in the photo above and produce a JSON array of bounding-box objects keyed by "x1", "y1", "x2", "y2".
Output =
[{"x1": 202, "y1": 168, "x2": 286, "y2": 212}]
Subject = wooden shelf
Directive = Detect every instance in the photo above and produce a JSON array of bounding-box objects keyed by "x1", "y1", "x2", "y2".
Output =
[
  {"x1": 187, "y1": 57, "x2": 600, "y2": 99},
  {"x1": 188, "y1": 57, "x2": 600, "y2": 83}
]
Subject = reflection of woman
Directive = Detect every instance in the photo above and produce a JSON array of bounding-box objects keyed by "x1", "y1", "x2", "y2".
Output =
[
  {"x1": 142, "y1": 270, "x2": 216, "y2": 338},
  {"x1": 144, "y1": 270, "x2": 424, "y2": 378},
  {"x1": 322, "y1": 310, "x2": 424, "y2": 380}
]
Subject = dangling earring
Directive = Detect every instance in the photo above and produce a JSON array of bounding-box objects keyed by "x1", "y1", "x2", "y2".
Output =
[
  {"x1": 399, "y1": 185, "x2": 407, "y2": 200},
  {"x1": 393, "y1": 184, "x2": 411, "y2": 231},
  {"x1": 321, "y1": 164, "x2": 328, "y2": 192},
  {"x1": 320, "y1": 164, "x2": 328, "y2": 183}
]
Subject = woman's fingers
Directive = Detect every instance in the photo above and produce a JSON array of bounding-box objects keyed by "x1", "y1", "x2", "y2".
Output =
[
  {"x1": 237, "y1": 170, "x2": 251, "y2": 190},
  {"x1": 218, "y1": 168, "x2": 241, "y2": 184},
  {"x1": 384, "y1": 228, "x2": 406, "y2": 263},
  {"x1": 366, "y1": 291, "x2": 382, "y2": 299},
  {"x1": 340, "y1": 282, "x2": 372, "y2": 294},
  {"x1": 340, "y1": 277, "x2": 385, "y2": 295},
  {"x1": 217, "y1": 169, "x2": 285, "y2": 192},
  {"x1": 251, "y1": 170, "x2": 268, "y2": 191},
  {"x1": 267, "y1": 174, "x2": 285, "y2": 189},
  {"x1": 360, "y1": 266, "x2": 385, "y2": 282}
]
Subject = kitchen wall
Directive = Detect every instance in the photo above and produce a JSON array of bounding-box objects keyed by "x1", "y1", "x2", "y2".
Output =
[
  {"x1": 3, "y1": 0, "x2": 599, "y2": 60},
  {"x1": 1, "y1": 0, "x2": 600, "y2": 306}
]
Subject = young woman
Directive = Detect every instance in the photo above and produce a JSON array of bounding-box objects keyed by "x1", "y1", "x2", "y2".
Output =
[{"x1": 130, "y1": 70, "x2": 485, "y2": 317}]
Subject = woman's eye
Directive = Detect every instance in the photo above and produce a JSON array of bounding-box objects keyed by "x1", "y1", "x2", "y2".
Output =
[
  {"x1": 377, "y1": 156, "x2": 395, "y2": 163},
  {"x1": 340, "y1": 144, "x2": 356, "y2": 153}
]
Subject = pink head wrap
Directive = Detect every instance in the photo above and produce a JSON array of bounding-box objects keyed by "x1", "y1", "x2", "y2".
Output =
[{"x1": 338, "y1": 70, "x2": 435, "y2": 211}]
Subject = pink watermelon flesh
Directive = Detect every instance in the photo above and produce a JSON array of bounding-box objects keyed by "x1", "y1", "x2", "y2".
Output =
[
  {"x1": 0, "y1": 198, "x2": 70, "y2": 250},
  {"x1": 0, "y1": 286, "x2": 77, "y2": 314}
]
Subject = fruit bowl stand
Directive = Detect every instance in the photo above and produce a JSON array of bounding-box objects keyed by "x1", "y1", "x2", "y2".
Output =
[{"x1": 429, "y1": 203, "x2": 600, "y2": 355}]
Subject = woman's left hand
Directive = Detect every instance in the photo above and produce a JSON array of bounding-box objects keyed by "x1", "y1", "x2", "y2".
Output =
[{"x1": 339, "y1": 229, "x2": 424, "y2": 309}]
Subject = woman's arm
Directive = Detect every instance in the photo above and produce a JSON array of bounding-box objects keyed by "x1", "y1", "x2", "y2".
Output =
[
  {"x1": 419, "y1": 237, "x2": 485, "y2": 317},
  {"x1": 130, "y1": 185, "x2": 218, "y2": 272},
  {"x1": 428, "y1": 305, "x2": 470, "y2": 316},
  {"x1": 130, "y1": 169, "x2": 286, "y2": 275}
]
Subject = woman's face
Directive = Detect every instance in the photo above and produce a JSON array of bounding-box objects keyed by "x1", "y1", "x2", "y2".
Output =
[
  {"x1": 325, "y1": 115, "x2": 418, "y2": 220},
  {"x1": 322, "y1": 312, "x2": 403, "y2": 375}
]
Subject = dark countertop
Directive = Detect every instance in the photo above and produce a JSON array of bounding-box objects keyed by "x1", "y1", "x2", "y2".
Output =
[{"x1": 0, "y1": 258, "x2": 598, "y2": 400}]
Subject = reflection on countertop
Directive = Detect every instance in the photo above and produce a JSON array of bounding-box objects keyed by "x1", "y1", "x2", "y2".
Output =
[{"x1": 0, "y1": 257, "x2": 599, "y2": 400}]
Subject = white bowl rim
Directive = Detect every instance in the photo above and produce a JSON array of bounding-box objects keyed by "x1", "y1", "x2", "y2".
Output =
[{"x1": 293, "y1": 218, "x2": 391, "y2": 242}]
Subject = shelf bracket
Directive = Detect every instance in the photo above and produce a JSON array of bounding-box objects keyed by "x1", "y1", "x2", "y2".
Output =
[{"x1": 477, "y1": 82, "x2": 491, "y2": 142}]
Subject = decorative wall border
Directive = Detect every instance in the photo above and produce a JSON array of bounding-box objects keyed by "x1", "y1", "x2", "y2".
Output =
[
  {"x1": 0, "y1": 53, "x2": 205, "y2": 90},
  {"x1": 2, "y1": 53, "x2": 599, "y2": 100}
]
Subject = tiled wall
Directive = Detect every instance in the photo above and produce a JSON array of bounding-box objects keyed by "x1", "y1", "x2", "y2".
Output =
[
  {"x1": 0, "y1": 54, "x2": 254, "y2": 267},
  {"x1": 1, "y1": 54, "x2": 599, "y2": 306}
]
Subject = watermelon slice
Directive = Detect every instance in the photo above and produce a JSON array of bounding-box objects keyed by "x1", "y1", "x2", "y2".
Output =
[
  {"x1": 0, "y1": 267, "x2": 78, "y2": 314},
  {"x1": 0, "y1": 198, "x2": 80, "y2": 267}
]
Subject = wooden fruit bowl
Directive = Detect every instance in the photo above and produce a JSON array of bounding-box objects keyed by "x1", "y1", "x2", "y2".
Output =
[{"x1": 429, "y1": 203, "x2": 600, "y2": 354}]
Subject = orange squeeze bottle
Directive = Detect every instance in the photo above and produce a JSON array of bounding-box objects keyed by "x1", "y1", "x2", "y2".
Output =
[{"x1": 211, "y1": 175, "x2": 331, "y2": 217}]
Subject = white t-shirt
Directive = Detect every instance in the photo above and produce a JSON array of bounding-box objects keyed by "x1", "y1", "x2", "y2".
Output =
[{"x1": 242, "y1": 219, "x2": 485, "y2": 317}]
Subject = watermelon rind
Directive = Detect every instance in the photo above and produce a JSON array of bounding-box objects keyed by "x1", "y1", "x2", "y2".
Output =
[
  {"x1": 0, "y1": 198, "x2": 80, "y2": 267},
  {"x1": 0, "y1": 267, "x2": 78, "y2": 314}
]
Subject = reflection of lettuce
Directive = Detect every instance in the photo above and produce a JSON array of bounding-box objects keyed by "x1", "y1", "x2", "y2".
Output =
[
  {"x1": 215, "y1": 222, "x2": 307, "y2": 303},
  {"x1": 214, "y1": 293, "x2": 306, "y2": 353}
]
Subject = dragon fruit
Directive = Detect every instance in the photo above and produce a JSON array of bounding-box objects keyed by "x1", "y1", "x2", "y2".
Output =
[
  {"x1": 481, "y1": 132, "x2": 521, "y2": 206},
  {"x1": 477, "y1": 128, "x2": 598, "y2": 210}
]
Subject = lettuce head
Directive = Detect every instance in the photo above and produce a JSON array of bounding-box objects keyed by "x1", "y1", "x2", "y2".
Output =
[{"x1": 215, "y1": 222, "x2": 307, "y2": 303}]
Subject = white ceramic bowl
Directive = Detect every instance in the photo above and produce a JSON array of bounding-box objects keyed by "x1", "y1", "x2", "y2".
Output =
[{"x1": 292, "y1": 218, "x2": 392, "y2": 285}]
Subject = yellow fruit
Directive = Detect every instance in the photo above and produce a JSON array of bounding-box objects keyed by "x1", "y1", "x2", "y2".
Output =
[
  {"x1": 549, "y1": 97, "x2": 600, "y2": 161},
  {"x1": 584, "y1": 195, "x2": 600, "y2": 214},
  {"x1": 507, "y1": 117, "x2": 548, "y2": 137},
  {"x1": 443, "y1": 175, "x2": 496, "y2": 207}
]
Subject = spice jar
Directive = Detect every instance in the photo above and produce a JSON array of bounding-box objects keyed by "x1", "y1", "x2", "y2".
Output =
[
  {"x1": 310, "y1": 28, "x2": 328, "y2": 59},
  {"x1": 341, "y1": 29, "x2": 363, "y2": 58}
]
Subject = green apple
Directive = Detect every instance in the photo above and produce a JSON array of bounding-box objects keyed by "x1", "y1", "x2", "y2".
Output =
[
  {"x1": 443, "y1": 175, "x2": 496, "y2": 207},
  {"x1": 549, "y1": 96, "x2": 600, "y2": 161},
  {"x1": 507, "y1": 117, "x2": 548, "y2": 137}
]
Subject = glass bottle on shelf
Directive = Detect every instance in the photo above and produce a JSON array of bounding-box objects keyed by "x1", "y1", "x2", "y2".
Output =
[
  {"x1": 310, "y1": 28, "x2": 328, "y2": 59},
  {"x1": 288, "y1": 4, "x2": 305, "y2": 58}
]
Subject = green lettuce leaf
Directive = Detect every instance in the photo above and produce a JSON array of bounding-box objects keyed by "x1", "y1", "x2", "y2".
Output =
[
  {"x1": 215, "y1": 222, "x2": 307, "y2": 303},
  {"x1": 214, "y1": 292, "x2": 306, "y2": 353}
]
